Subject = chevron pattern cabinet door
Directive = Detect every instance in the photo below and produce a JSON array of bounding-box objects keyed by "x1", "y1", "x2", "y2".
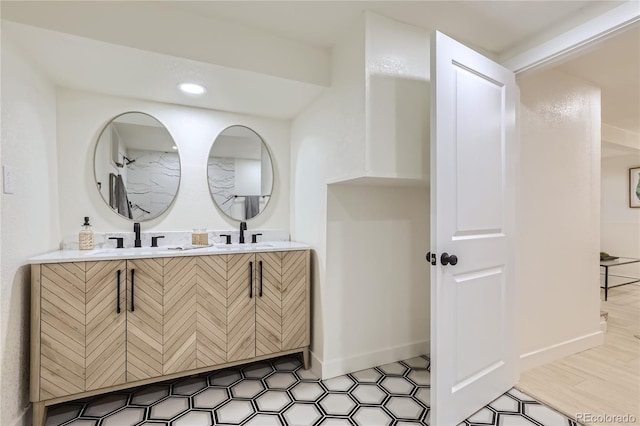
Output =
[
  {"x1": 227, "y1": 253, "x2": 256, "y2": 363},
  {"x1": 86, "y1": 261, "x2": 126, "y2": 391},
  {"x1": 163, "y1": 257, "x2": 197, "y2": 375},
  {"x1": 196, "y1": 255, "x2": 227, "y2": 367},
  {"x1": 40, "y1": 262, "x2": 86, "y2": 399},
  {"x1": 282, "y1": 251, "x2": 309, "y2": 351},
  {"x1": 126, "y1": 258, "x2": 164, "y2": 382},
  {"x1": 255, "y1": 252, "x2": 283, "y2": 356}
]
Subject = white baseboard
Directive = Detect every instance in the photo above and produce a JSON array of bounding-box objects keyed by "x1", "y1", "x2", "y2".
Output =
[
  {"x1": 600, "y1": 317, "x2": 608, "y2": 333},
  {"x1": 310, "y1": 340, "x2": 429, "y2": 380},
  {"x1": 309, "y1": 349, "x2": 323, "y2": 380},
  {"x1": 519, "y1": 331, "x2": 604, "y2": 372},
  {"x1": 10, "y1": 406, "x2": 30, "y2": 426}
]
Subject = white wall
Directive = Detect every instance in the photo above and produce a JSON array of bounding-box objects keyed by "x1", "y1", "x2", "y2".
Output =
[
  {"x1": 518, "y1": 68, "x2": 603, "y2": 371},
  {"x1": 325, "y1": 184, "x2": 429, "y2": 374},
  {"x1": 290, "y1": 15, "x2": 366, "y2": 371},
  {"x1": 1, "y1": 37, "x2": 60, "y2": 426},
  {"x1": 323, "y1": 17, "x2": 368, "y2": 183},
  {"x1": 94, "y1": 124, "x2": 118, "y2": 203},
  {"x1": 234, "y1": 158, "x2": 261, "y2": 195},
  {"x1": 261, "y1": 146, "x2": 273, "y2": 196},
  {"x1": 2, "y1": 1, "x2": 330, "y2": 87},
  {"x1": 291, "y1": 13, "x2": 430, "y2": 379},
  {"x1": 601, "y1": 153, "x2": 640, "y2": 279},
  {"x1": 212, "y1": 135, "x2": 263, "y2": 159},
  {"x1": 365, "y1": 12, "x2": 430, "y2": 181},
  {"x1": 55, "y1": 89, "x2": 291, "y2": 243}
]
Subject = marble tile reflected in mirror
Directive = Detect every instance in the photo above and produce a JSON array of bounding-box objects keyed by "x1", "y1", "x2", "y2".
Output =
[{"x1": 94, "y1": 112, "x2": 180, "y2": 221}]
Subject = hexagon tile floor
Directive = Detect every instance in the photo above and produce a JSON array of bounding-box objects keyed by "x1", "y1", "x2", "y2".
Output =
[{"x1": 44, "y1": 355, "x2": 581, "y2": 426}]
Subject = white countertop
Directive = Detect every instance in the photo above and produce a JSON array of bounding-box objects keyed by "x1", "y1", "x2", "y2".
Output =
[{"x1": 28, "y1": 241, "x2": 311, "y2": 264}]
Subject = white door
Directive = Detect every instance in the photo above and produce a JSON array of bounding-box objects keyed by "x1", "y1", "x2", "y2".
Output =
[{"x1": 430, "y1": 31, "x2": 518, "y2": 425}]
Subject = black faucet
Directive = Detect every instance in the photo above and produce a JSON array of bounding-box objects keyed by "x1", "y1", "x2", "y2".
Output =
[
  {"x1": 151, "y1": 235, "x2": 164, "y2": 248},
  {"x1": 134, "y1": 222, "x2": 141, "y2": 248},
  {"x1": 109, "y1": 237, "x2": 124, "y2": 248},
  {"x1": 239, "y1": 221, "x2": 247, "y2": 244}
]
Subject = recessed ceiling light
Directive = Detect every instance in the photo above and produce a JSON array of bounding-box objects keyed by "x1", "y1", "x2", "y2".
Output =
[
  {"x1": 172, "y1": 145, "x2": 178, "y2": 150},
  {"x1": 178, "y1": 83, "x2": 206, "y2": 95}
]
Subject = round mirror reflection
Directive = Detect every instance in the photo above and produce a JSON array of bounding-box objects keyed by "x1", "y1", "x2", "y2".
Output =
[
  {"x1": 207, "y1": 126, "x2": 273, "y2": 220},
  {"x1": 94, "y1": 112, "x2": 180, "y2": 221}
]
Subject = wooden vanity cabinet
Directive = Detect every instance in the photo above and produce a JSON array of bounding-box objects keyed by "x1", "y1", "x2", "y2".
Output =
[
  {"x1": 160, "y1": 251, "x2": 312, "y2": 371},
  {"x1": 86, "y1": 258, "x2": 165, "y2": 387},
  {"x1": 34, "y1": 258, "x2": 163, "y2": 400},
  {"x1": 85, "y1": 260, "x2": 126, "y2": 392},
  {"x1": 255, "y1": 251, "x2": 309, "y2": 356},
  {"x1": 163, "y1": 255, "x2": 229, "y2": 374},
  {"x1": 31, "y1": 249, "x2": 310, "y2": 426},
  {"x1": 37, "y1": 262, "x2": 87, "y2": 400},
  {"x1": 226, "y1": 251, "x2": 311, "y2": 362},
  {"x1": 227, "y1": 253, "x2": 257, "y2": 362},
  {"x1": 125, "y1": 258, "x2": 165, "y2": 381}
]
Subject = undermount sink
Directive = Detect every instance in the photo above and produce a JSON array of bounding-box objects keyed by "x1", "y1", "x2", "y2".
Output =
[
  {"x1": 81, "y1": 246, "x2": 170, "y2": 256},
  {"x1": 214, "y1": 243, "x2": 274, "y2": 250},
  {"x1": 79, "y1": 243, "x2": 276, "y2": 257},
  {"x1": 164, "y1": 244, "x2": 213, "y2": 251}
]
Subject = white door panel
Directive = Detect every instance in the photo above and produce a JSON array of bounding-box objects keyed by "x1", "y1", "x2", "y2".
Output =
[
  {"x1": 431, "y1": 31, "x2": 518, "y2": 426},
  {"x1": 454, "y1": 64, "x2": 505, "y2": 234}
]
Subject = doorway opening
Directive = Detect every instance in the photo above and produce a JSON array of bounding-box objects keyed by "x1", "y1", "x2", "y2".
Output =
[{"x1": 517, "y1": 25, "x2": 640, "y2": 421}]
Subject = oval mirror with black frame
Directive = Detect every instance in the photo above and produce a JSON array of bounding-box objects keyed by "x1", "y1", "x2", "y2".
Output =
[
  {"x1": 94, "y1": 112, "x2": 180, "y2": 221},
  {"x1": 207, "y1": 125, "x2": 274, "y2": 221}
]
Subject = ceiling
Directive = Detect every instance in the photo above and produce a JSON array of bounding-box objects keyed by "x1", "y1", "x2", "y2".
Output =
[
  {"x1": 553, "y1": 25, "x2": 640, "y2": 158},
  {"x1": 601, "y1": 140, "x2": 640, "y2": 158},
  {"x1": 1, "y1": 20, "x2": 326, "y2": 119},
  {"x1": 1, "y1": 1, "x2": 636, "y2": 124},
  {"x1": 114, "y1": 122, "x2": 176, "y2": 153},
  {"x1": 166, "y1": 1, "x2": 623, "y2": 55},
  {"x1": 556, "y1": 26, "x2": 640, "y2": 135}
]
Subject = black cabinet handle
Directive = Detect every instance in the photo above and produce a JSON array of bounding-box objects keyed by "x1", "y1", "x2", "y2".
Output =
[
  {"x1": 249, "y1": 261, "x2": 253, "y2": 298},
  {"x1": 441, "y1": 253, "x2": 458, "y2": 266},
  {"x1": 259, "y1": 260, "x2": 263, "y2": 297},
  {"x1": 130, "y1": 269, "x2": 135, "y2": 312},
  {"x1": 426, "y1": 252, "x2": 436, "y2": 266},
  {"x1": 116, "y1": 270, "x2": 121, "y2": 314}
]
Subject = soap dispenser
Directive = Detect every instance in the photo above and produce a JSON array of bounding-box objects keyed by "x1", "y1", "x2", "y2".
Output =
[{"x1": 79, "y1": 217, "x2": 94, "y2": 250}]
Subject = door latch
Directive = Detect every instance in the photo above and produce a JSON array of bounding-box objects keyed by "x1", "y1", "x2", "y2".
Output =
[{"x1": 426, "y1": 252, "x2": 436, "y2": 266}]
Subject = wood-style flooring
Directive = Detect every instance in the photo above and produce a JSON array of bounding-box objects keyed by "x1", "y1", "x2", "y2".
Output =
[{"x1": 517, "y1": 284, "x2": 640, "y2": 425}]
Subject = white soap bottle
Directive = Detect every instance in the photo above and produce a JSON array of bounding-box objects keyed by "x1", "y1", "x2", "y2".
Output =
[{"x1": 79, "y1": 216, "x2": 94, "y2": 250}]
